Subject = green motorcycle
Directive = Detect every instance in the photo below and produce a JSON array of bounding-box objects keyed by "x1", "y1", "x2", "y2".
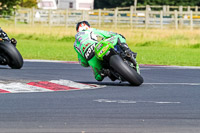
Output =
[{"x1": 95, "y1": 36, "x2": 143, "y2": 86}]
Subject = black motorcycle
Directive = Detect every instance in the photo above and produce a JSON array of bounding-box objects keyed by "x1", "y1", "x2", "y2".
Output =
[{"x1": 0, "y1": 38, "x2": 23, "y2": 69}]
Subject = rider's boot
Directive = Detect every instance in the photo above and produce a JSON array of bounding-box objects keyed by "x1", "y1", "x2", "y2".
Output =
[{"x1": 100, "y1": 69, "x2": 116, "y2": 81}]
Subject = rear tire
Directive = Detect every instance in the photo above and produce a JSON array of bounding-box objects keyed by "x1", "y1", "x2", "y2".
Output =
[
  {"x1": 109, "y1": 55, "x2": 143, "y2": 86},
  {"x1": 0, "y1": 41, "x2": 23, "y2": 69}
]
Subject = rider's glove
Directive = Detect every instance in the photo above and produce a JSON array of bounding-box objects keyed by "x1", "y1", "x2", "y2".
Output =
[{"x1": 119, "y1": 34, "x2": 126, "y2": 39}]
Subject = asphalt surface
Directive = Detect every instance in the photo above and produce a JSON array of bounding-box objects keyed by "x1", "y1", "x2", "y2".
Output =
[{"x1": 0, "y1": 61, "x2": 200, "y2": 133}]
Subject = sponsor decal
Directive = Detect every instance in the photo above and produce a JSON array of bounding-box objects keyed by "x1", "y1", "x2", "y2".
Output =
[
  {"x1": 78, "y1": 37, "x2": 82, "y2": 42},
  {"x1": 98, "y1": 45, "x2": 109, "y2": 56},
  {"x1": 84, "y1": 43, "x2": 95, "y2": 60},
  {"x1": 82, "y1": 43, "x2": 90, "y2": 52},
  {"x1": 102, "y1": 45, "x2": 109, "y2": 52},
  {"x1": 105, "y1": 36, "x2": 115, "y2": 42},
  {"x1": 96, "y1": 43, "x2": 103, "y2": 51},
  {"x1": 80, "y1": 37, "x2": 89, "y2": 45},
  {"x1": 104, "y1": 36, "x2": 116, "y2": 44},
  {"x1": 98, "y1": 50, "x2": 104, "y2": 56}
]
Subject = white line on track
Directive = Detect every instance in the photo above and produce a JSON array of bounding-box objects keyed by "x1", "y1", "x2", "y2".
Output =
[
  {"x1": 94, "y1": 99, "x2": 181, "y2": 104},
  {"x1": 141, "y1": 65, "x2": 200, "y2": 69},
  {"x1": 144, "y1": 83, "x2": 200, "y2": 85}
]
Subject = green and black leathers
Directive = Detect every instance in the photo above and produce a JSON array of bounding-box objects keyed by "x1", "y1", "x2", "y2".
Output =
[{"x1": 74, "y1": 28, "x2": 126, "y2": 81}]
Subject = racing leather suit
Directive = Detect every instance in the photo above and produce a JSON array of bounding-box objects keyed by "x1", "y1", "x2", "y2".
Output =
[{"x1": 74, "y1": 28, "x2": 127, "y2": 81}]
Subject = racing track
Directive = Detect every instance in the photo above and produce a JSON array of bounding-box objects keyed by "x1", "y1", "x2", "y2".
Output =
[{"x1": 0, "y1": 60, "x2": 200, "y2": 133}]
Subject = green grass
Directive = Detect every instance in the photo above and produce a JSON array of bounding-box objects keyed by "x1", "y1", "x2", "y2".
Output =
[
  {"x1": 18, "y1": 39, "x2": 76, "y2": 61},
  {"x1": 132, "y1": 46, "x2": 200, "y2": 66},
  {"x1": 15, "y1": 36, "x2": 200, "y2": 66},
  {"x1": 1, "y1": 19, "x2": 200, "y2": 66}
]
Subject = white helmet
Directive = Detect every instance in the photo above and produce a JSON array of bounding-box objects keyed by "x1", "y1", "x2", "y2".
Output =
[{"x1": 76, "y1": 21, "x2": 90, "y2": 32}]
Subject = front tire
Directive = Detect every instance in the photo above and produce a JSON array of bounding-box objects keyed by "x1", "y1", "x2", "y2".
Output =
[
  {"x1": 0, "y1": 41, "x2": 23, "y2": 69},
  {"x1": 109, "y1": 55, "x2": 143, "y2": 86}
]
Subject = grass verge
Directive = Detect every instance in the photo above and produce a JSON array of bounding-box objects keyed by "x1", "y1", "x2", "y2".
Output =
[
  {"x1": 16, "y1": 37, "x2": 200, "y2": 66},
  {"x1": 1, "y1": 20, "x2": 200, "y2": 66}
]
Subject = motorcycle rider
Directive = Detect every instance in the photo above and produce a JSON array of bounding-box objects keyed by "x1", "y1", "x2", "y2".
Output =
[
  {"x1": 74, "y1": 21, "x2": 137, "y2": 81},
  {"x1": 0, "y1": 27, "x2": 17, "y2": 46}
]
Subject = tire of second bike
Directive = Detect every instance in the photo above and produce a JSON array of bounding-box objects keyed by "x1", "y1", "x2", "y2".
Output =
[{"x1": 0, "y1": 41, "x2": 23, "y2": 69}]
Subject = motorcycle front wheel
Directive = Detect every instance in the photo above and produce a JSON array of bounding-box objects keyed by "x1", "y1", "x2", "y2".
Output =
[
  {"x1": 109, "y1": 54, "x2": 143, "y2": 86},
  {"x1": 0, "y1": 41, "x2": 23, "y2": 69}
]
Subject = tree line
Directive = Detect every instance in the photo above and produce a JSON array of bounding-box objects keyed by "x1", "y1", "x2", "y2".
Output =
[
  {"x1": 94, "y1": 0, "x2": 200, "y2": 9},
  {"x1": 0, "y1": 0, "x2": 37, "y2": 15},
  {"x1": 1, "y1": 0, "x2": 200, "y2": 15}
]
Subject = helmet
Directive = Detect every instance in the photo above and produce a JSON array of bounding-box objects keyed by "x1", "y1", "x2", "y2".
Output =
[{"x1": 76, "y1": 21, "x2": 90, "y2": 32}]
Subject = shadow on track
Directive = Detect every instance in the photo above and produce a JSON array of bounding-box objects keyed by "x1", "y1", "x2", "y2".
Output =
[
  {"x1": 76, "y1": 81, "x2": 135, "y2": 86},
  {"x1": 0, "y1": 67, "x2": 9, "y2": 69}
]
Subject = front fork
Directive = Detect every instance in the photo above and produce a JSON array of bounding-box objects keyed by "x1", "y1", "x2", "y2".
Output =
[
  {"x1": 122, "y1": 52, "x2": 141, "y2": 74},
  {"x1": 136, "y1": 63, "x2": 141, "y2": 74}
]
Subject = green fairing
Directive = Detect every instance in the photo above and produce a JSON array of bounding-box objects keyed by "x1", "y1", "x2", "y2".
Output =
[
  {"x1": 74, "y1": 28, "x2": 126, "y2": 81},
  {"x1": 95, "y1": 40, "x2": 114, "y2": 60}
]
